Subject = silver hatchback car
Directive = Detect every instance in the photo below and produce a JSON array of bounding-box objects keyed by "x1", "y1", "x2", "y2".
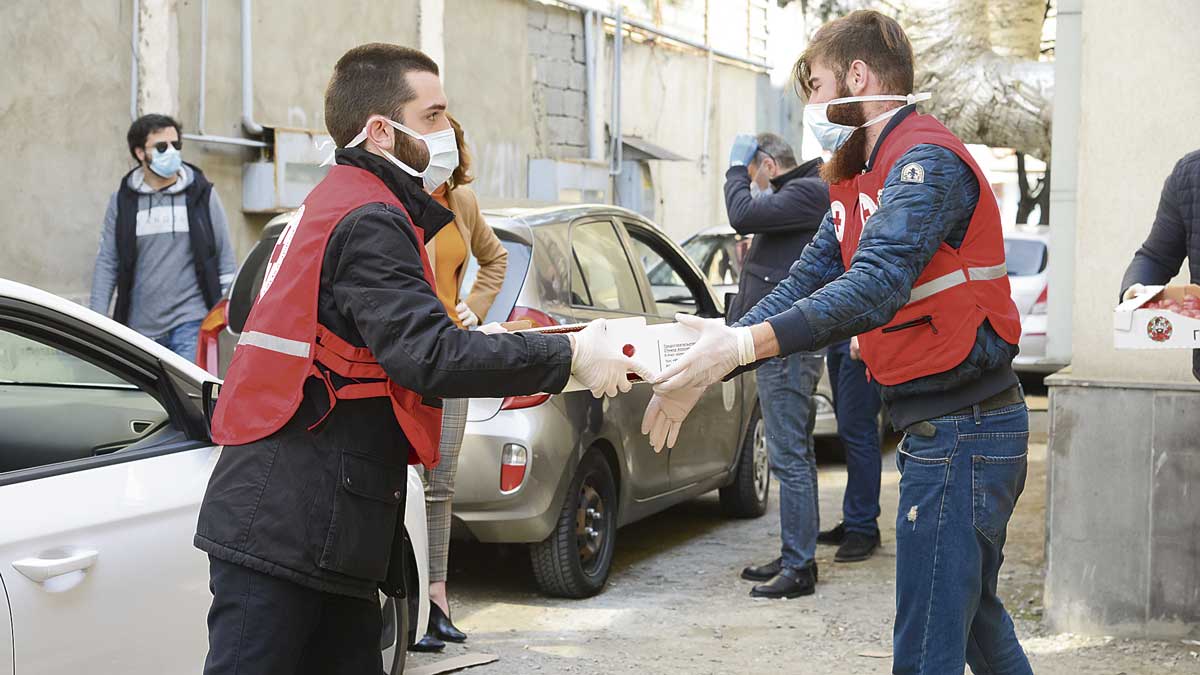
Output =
[
  {"x1": 452, "y1": 205, "x2": 764, "y2": 598},
  {"x1": 205, "y1": 204, "x2": 767, "y2": 601}
]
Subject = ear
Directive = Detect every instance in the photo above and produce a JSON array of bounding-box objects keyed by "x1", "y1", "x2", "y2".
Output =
[
  {"x1": 846, "y1": 60, "x2": 870, "y2": 96},
  {"x1": 134, "y1": 147, "x2": 146, "y2": 164},
  {"x1": 364, "y1": 117, "x2": 394, "y2": 153}
]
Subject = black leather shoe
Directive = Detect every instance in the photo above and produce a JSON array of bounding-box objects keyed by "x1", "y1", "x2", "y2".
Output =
[
  {"x1": 430, "y1": 601, "x2": 468, "y2": 643},
  {"x1": 740, "y1": 557, "x2": 782, "y2": 582},
  {"x1": 408, "y1": 634, "x2": 446, "y2": 653},
  {"x1": 835, "y1": 531, "x2": 880, "y2": 563},
  {"x1": 817, "y1": 522, "x2": 846, "y2": 545},
  {"x1": 750, "y1": 565, "x2": 816, "y2": 599}
]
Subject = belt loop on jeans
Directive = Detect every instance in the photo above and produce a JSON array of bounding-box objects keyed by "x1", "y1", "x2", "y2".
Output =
[{"x1": 973, "y1": 404, "x2": 982, "y2": 426}]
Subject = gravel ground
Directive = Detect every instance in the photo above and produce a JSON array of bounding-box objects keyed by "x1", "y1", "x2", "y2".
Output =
[{"x1": 407, "y1": 394, "x2": 1200, "y2": 674}]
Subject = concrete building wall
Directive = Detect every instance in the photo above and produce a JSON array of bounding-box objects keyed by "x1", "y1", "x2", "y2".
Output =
[
  {"x1": 527, "y1": 2, "x2": 588, "y2": 159},
  {"x1": 1045, "y1": 0, "x2": 1200, "y2": 639}
]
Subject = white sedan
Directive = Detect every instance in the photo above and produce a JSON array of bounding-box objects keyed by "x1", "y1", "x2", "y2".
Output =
[{"x1": 0, "y1": 278, "x2": 426, "y2": 675}]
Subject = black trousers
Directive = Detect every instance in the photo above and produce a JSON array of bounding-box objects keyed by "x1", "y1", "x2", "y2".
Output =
[{"x1": 204, "y1": 556, "x2": 384, "y2": 675}]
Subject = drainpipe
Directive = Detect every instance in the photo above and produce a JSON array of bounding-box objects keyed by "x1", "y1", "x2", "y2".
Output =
[
  {"x1": 699, "y1": 47, "x2": 713, "y2": 174},
  {"x1": 583, "y1": 10, "x2": 602, "y2": 162},
  {"x1": 241, "y1": 0, "x2": 264, "y2": 136},
  {"x1": 129, "y1": 0, "x2": 139, "y2": 120},
  {"x1": 608, "y1": 5, "x2": 622, "y2": 177},
  {"x1": 197, "y1": 0, "x2": 207, "y2": 134}
]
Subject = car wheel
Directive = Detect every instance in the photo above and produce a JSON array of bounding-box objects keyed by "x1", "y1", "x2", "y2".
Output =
[
  {"x1": 382, "y1": 596, "x2": 408, "y2": 674},
  {"x1": 530, "y1": 449, "x2": 618, "y2": 598},
  {"x1": 719, "y1": 404, "x2": 770, "y2": 518}
]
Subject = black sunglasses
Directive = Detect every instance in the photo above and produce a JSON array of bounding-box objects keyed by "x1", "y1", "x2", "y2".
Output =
[{"x1": 148, "y1": 140, "x2": 183, "y2": 153}]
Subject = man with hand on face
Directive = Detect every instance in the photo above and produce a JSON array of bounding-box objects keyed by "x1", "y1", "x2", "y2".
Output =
[
  {"x1": 195, "y1": 44, "x2": 649, "y2": 675},
  {"x1": 642, "y1": 11, "x2": 1032, "y2": 675},
  {"x1": 721, "y1": 132, "x2": 830, "y2": 599}
]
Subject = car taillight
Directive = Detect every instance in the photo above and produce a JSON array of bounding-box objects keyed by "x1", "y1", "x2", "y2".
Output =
[
  {"x1": 499, "y1": 306, "x2": 557, "y2": 410},
  {"x1": 507, "y1": 305, "x2": 556, "y2": 328},
  {"x1": 196, "y1": 299, "x2": 229, "y2": 375},
  {"x1": 500, "y1": 443, "x2": 528, "y2": 493},
  {"x1": 1031, "y1": 285, "x2": 1048, "y2": 315}
]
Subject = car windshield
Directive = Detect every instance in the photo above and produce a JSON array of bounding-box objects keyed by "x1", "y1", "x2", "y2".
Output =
[
  {"x1": 1004, "y1": 238, "x2": 1048, "y2": 276},
  {"x1": 678, "y1": 234, "x2": 741, "y2": 287}
]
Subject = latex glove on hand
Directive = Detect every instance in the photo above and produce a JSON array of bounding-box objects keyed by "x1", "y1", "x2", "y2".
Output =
[
  {"x1": 1122, "y1": 283, "x2": 1148, "y2": 302},
  {"x1": 570, "y1": 319, "x2": 656, "y2": 398},
  {"x1": 653, "y1": 313, "x2": 756, "y2": 393},
  {"x1": 641, "y1": 386, "x2": 705, "y2": 453},
  {"x1": 456, "y1": 301, "x2": 480, "y2": 328},
  {"x1": 728, "y1": 133, "x2": 759, "y2": 168},
  {"x1": 849, "y1": 336, "x2": 862, "y2": 361}
]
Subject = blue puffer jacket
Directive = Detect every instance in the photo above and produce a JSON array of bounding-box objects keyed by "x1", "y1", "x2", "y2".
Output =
[{"x1": 735, "y1": 118, "x2": 1018, "y2": 429}]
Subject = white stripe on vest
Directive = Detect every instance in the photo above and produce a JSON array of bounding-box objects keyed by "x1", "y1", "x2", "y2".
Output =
[
  {"x1": 238, "y1": 330, "x2": 311, "y2": 358},
  {"x1": 906, "y1": 263, "x2": 1007, "y2": 305}
]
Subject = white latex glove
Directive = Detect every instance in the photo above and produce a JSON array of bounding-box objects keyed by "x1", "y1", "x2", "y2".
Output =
[
  {"x1": 455, "y1": 301, "x2": 480, "y2": 328},
  {"x1": 640, "y1": 386, "x2": 705, "y2": 453},
  {"x1": 477, "y1": 322, "x2": 507, "y2": 334},
  {"x1": 653, "y1": 313, "x2": 756, "y2": 393},
  {"x1": 849, "y1": 336, "x2": 862, "y2": 361},
  {"x1": 1122, "y1": 283, "x2": 1148, "y2": 302},
  {"x1": 570, "y1": 319, "x2": 656, "y2": 398}
]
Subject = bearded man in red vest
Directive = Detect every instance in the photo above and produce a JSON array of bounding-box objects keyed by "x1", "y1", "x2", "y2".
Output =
[
  {"x1": 194, "y1": 44, "x2": 647, "y2": 675},
  {"x1": 641, "y1": 11, "x2": 1033, "y2": 675}
]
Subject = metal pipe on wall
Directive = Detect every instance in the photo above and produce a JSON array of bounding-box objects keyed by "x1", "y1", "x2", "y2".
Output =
[
  {"x1": 198, "y1": 0, "x2": 207, "y2": 134},
  {"x1": 583, "y1": 10, "x2": 602, "y2": 161},
  {"x1": 608, "y1": 5, "x2": 623, "y2": 177},
  {"x1": 241, "y1": 0, "x2": 264, "y2": 136},
  {"x1": 130, "y1": 0, "x2": 139, "y2": 120},
  {"x1": 699, "y1": 47, "x2": 713, "y2": 174}
]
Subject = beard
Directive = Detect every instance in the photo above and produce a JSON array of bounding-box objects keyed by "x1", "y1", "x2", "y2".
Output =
[
  {"x1": 819, "y1": 83, "x2": 870, "y2": 185},
  {"x1": 390, "y1": 131, "x2": 430, "y2": 173}
]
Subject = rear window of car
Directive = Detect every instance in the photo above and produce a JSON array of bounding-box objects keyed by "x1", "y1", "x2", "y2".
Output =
[
  {"x1": 1004, "y1": 238, "x2": 1047, "y2": 276},
  {"x1": 460, "y1": 237, "x2": 532, "y2": 324}
]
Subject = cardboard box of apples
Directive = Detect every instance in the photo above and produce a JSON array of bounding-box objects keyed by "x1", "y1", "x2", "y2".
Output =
[{"x1": 1113, "y1": 284, "x2": 1200, "y2": 349}]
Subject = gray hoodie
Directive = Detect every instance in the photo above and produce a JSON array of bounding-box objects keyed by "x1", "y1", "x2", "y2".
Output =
[{"x1": 88, "y1": 165, "x2": 236, "y2": 338}]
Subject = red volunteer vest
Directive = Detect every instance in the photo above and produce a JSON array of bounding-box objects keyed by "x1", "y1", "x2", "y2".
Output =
[
  {"x1": 831, "y1": 113, "x2": 1021, "y2": 386},
  {"x1": 211, "y1": 165, "x2": 443, "y2": 468}
]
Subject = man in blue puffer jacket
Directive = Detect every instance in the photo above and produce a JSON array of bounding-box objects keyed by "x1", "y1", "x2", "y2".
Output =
[{"x1": 640, "y1": 10, "x2": 1032, "y2": 675}]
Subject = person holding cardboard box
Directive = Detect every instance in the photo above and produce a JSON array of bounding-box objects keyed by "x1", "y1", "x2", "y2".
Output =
[
  {"x1": 1120, "y1": 149, "x2": 1200, "y2": 379},
  {"x1": 195, "y1": 44, "x2": 650, "y2": 674},
  {"x1": 642, "y1": 11, "x2": 1032, "y2": 674}
]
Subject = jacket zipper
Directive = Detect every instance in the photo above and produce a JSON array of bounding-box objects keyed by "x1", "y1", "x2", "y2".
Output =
[{"x1": 882, "y1": 315, "x2": 939, "y2": 335}]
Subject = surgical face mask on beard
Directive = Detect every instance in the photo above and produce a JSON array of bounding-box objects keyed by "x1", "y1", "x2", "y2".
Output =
[
  {"x1": 804, "y1": 92, "x2": 931, "y2": 153},
  {"x1": 343, "y1": 116, "x2": 460, "y2": 192},
  {"x1": 148, "y1": 145, "x2": 182, "y2": 179}
]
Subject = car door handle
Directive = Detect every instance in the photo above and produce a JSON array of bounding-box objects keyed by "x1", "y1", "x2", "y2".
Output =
[{"x1": 12, "y1": 549, "x2": 99, "y2": 583}]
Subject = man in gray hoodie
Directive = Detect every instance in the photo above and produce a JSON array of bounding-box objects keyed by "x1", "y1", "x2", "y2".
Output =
[{"x1": 90, "y1": 114, "x2": 237, "y2": 360}]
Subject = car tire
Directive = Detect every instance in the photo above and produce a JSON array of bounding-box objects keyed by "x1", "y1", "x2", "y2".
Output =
[
  {"x1": 530, "y1": 449, "x2": 618, "y2": 599},
  {"x1": 720, "y1": 404, "x2": 770, "y2": 518},
  {"x1": 383, "y1": 596, "x2": 408, "y2": 675}
]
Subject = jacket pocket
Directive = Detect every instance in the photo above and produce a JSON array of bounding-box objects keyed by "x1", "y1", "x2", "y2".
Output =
[
  {"x1": 882, "y1": 314, "x2": 939, "y2": 335},
  {"x1": 318, "y1": 452, "x2": 407, "y2": 581}
]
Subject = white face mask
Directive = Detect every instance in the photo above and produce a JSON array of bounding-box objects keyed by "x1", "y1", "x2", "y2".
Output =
[
  {"x1": 749, "y1": 182, "x2": 767, "y2": 199},
  {"x1": 804, "y1": 92, "x2": 931, "y2": 153},
  {"x1": 344, "y1": 115, "x2": 459, "y2": 192}
]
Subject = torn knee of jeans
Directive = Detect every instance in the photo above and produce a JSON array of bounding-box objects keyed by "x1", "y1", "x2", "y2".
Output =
[{"x1": 906, "y1": 505, "x2": 918, "y2": 524}]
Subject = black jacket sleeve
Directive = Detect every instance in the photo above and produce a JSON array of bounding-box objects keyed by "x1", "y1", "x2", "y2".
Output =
[
  {"x1": 330, "y1": 203, "x2": 573, "y2": 399},
  {"x1": 723, "y1": 166, "x2": 829, "y2": 236},
  {"x1": 1120, "y1": 156, "x2": 1193, "y2": 298}
]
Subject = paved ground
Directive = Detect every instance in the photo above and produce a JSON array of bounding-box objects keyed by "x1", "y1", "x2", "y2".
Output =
[{"x1": 407, "y1": 389, "x2": 1200, "y2": 674}]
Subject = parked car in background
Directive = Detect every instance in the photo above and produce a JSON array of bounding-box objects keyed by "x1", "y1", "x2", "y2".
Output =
[
  {"x1": 212, "y1": 205, "x2": 769, "y2": 600},
  {"x1": 1004, "y1": 227, "x2": 1065, "y2": 374},
  {"x1": 0, "y1": 278, "x2": 427, "y2": 675}
]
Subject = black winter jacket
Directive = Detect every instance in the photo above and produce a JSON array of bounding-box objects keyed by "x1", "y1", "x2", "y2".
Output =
[
  {"x1": 723, "y1": 158, "x2": 829, "y2": 321},
  {"x1": 195, "y1": 149, "x2": 574, "y2": 599},
  {"x1": 1120, "y1": 149, "x2": 1200, "y2": 381}
]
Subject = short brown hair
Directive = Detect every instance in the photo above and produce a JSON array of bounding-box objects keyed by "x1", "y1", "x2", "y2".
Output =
[
  {"x1": 794, "y1": 10, "x2": 914, "y2": 98},
  {"x1": 446, "y1": 113, "x2": 473, "y2": 191},
  {"x1": 324, "y1": 43, "x2": 439, "y2": 147}
]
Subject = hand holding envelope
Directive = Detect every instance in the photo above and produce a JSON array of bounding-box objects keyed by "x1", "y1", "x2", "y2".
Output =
[{"x1": 569, "y1": 319, "x2": 657, "y2": 398}]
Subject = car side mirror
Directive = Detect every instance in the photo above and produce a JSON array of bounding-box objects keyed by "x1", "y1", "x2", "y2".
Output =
[{"x1": 202, "y1": 380, "x2": 221, "y2": 434}]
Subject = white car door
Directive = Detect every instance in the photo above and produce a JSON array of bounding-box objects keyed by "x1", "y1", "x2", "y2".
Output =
[
  {"x1": 1, "y1": 575, "x2": 12, "y2": 675},
  {"x1": 0, "y1": 305, "x2": 218, "y2": 675}
]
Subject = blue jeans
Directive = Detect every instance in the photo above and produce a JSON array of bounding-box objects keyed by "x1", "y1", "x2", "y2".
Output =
[
  {"x1": 827, "y1": 341, "x2": 883, "y2": 536},
  {"x1": 153, "y1": 319, "x2": 202, "y2": 362},
  {"x1": 756, "y1": 352, "x2": 824, "y2": 570},
  {"x1": 893, "y1": 403, "x2": 1032, "y2": 675}
]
